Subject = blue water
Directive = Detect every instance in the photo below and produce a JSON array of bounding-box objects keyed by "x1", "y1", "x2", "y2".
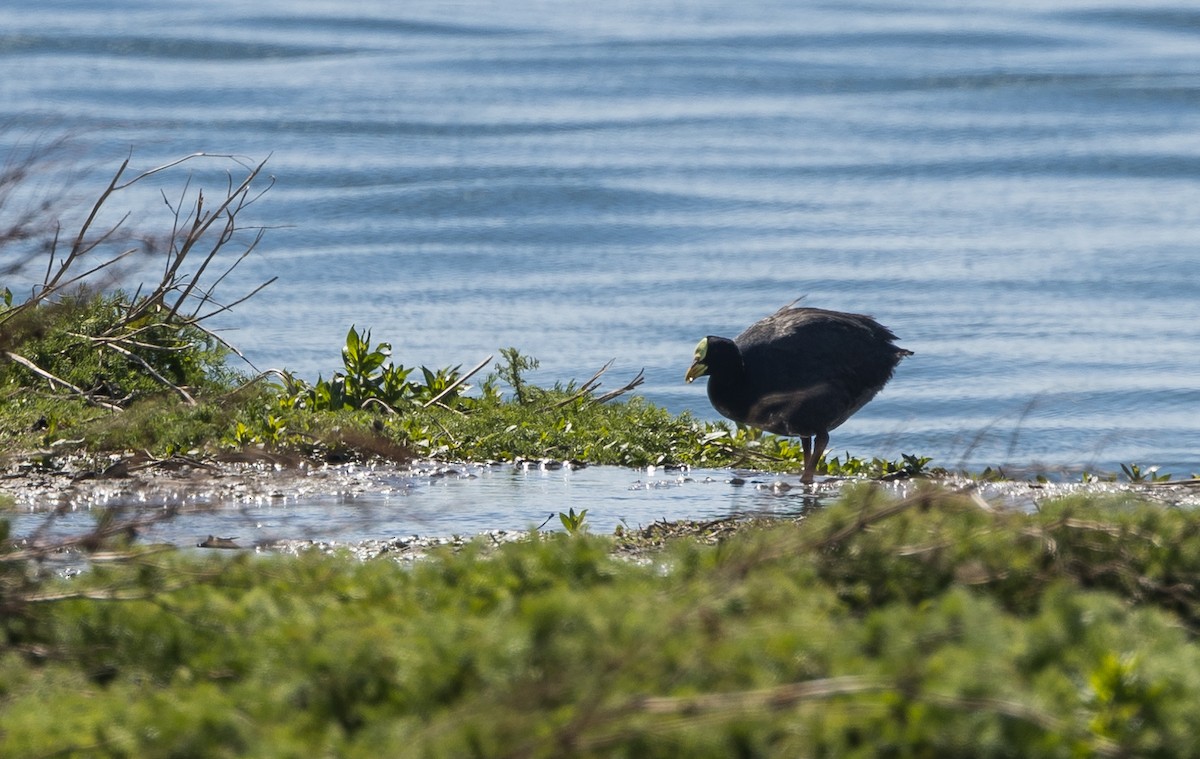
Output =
[{"x1": 2, "y1": 0, "x2": 1198, "y2": 479}]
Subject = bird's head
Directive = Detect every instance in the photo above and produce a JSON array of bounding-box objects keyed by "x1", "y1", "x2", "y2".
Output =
[
  {"x1": 686, "y1": 336, "x2": 743, "y2": 384},
  {"x1": 685, "y1": 337, "x2": 711, "y2": 383}
]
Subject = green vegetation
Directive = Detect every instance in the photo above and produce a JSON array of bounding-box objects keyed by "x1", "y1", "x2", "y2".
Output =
[
  {"x1": 0, "y1": 286, "x2": 928, "y2": 473},
  {"x1": 558, "y1": 506, "x2": 589, "y2": 535},
  {"x1": 6, "y1": 488, "x2": 1200, "y2": 756},
  {"x1": 1, "y1": 148, "x2": 272, "y2": 461},
  {"x1": 1121, "y1": 463, "x2": 1173, "y2": 484}
]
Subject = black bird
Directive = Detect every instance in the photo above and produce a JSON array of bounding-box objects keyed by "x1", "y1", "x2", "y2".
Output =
[{"x1": 685, "y1": 305, "x2": 912, "y2": 484}]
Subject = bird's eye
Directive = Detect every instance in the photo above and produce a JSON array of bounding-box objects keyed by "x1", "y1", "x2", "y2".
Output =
[{"x1": 694, "y1": 337, "x2": 708, "y2": 360}]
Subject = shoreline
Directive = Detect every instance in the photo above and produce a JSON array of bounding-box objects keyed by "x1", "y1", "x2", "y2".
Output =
[{"x1": 5, "y1": 449, "x2": 1199, "y2": 562}]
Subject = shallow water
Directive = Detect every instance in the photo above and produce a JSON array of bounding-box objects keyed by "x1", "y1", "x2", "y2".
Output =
[
  {"x1": 9, "y1": 461, "x2": 1199, "y2": 553},
  {"x1": 7, "y1": 463, "x2": 832, "y2": 548},
  {"x1": 1, "y1": 0, "x2": 1198, "y2": 494}
]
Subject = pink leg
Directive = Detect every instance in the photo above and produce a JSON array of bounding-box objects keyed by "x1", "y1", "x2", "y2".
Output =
[
  {"x1": 800, "y1": 435, "x2": 814, "y2": 484},
  {"x1": 800, "y1": 431, "x2": 829, "y2": 485}
]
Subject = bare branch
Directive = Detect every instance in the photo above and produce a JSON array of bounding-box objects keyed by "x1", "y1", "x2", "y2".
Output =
[
  {"x1": 112, "y1": 151, "x2": 256, "y2": 190},
  {"x1": 62, "y1": 155, "x2": 131, "y2": 275},
  {"x1": 552, "y1": 359, "x2": 614, "y2": 408},
  {"x1": 2, "y1": 148, "x2": 275, "y2": 408},
  {"x1": 422, "y1": 355, "x2": 493, "y2": 408},
  {"x1": 3, "y1": 351, "x2": 122, "y2": 410},
  {"x1": 100, "y1": 340, "x2": 197, "y2": 405},
  {"x1": 361, "y1": 397, "x2": 399, "y2": 415},
  {"x1": 593, "y1": 368, "x2": 645, "y2": 404},
  {"x1": 633, "y1": 675, "x2": 884, "y2": 715},
  {"x1": 162, "y1": 159, "x2": 270, "y2": 324},
  {"x1": 185, "y1": 275, "x2": 277, "y2": 326}
]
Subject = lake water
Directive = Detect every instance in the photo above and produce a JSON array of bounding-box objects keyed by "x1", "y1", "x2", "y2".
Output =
[{"x1": 2, "y1": 0, "x2": 1198, "y2": 508}]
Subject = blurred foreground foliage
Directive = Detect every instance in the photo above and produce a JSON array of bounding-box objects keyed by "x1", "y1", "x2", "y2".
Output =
[{"x1": 6, "y1": 487, "x2": 1200, "y2": 756}]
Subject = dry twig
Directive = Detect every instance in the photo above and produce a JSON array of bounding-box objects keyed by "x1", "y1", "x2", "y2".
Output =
[
  {"x1": 423, "y1": 354, "x2": 493, "y2": 409},
  {"x1": 1, "y1": 151, "x2": 274, "y2": 406}
]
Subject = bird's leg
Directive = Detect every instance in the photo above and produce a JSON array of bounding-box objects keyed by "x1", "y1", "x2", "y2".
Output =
[
  {"x1": 800, "y1": 435, "x2": 814, "y2": 484},
  {"x1": 800, "y1": 431, "x2": 829, "y2": 485}
]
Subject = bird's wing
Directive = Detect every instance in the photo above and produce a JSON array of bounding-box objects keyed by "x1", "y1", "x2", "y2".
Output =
[
  {"x1": 745, "y1": 381, "x2": 853, "y2": 437},
  {"x1": 736, "y1": 307, "x2": 906, "y2": 428},
  {"x1": 737, "y1": 308, "x2": 888, "y2": 375}
]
